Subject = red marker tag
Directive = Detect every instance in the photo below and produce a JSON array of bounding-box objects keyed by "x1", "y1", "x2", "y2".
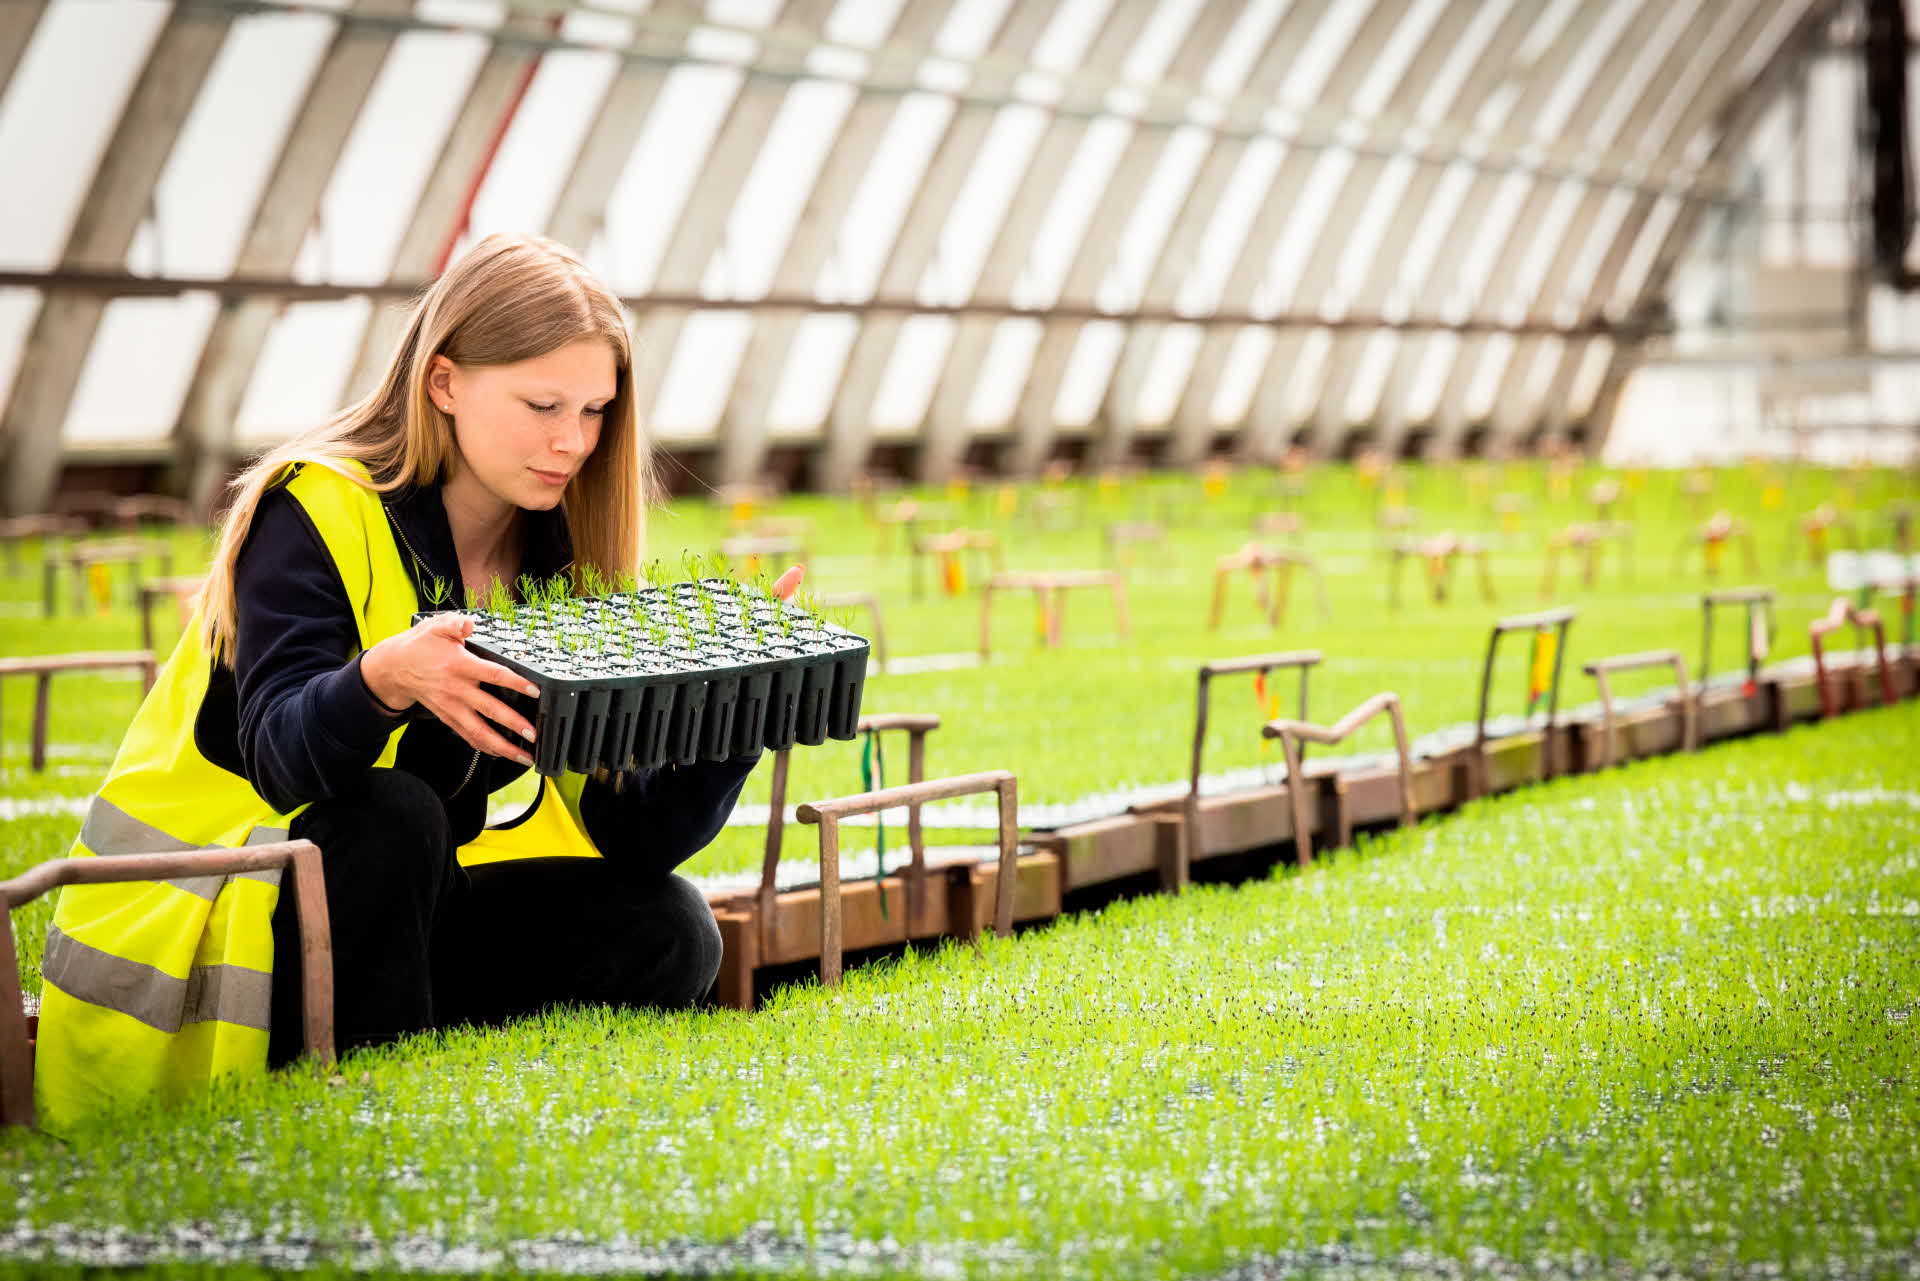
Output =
[{"x1": 772, "y1": 565, "x2": 805, "y2": 600}]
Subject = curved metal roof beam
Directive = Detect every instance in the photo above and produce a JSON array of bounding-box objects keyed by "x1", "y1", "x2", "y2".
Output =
[
  {"x1": 811, "y1": 0, "x2": 1070, "y2": 492},
  {"x1": 1512, "y1": 0, "x2": 1804, "y2": 452},
  {"x1": 1579, "y1": 1, "x2": 1840, "y2": 454},
  {"x1": 341, "y1": 6, "x2": 575, "y2": 409},
  {"x1": 1198, "y1": 0, "x2": 1543, "y2": 466},
  {"x1": 0, "y1": 4, "x2": 232, "y2": 515},
  {"x1": 979, "y1": 0, "x2": 1246, "y2": 479},
  {"x1": 1428, "y1": 0, "x2": 1758, "y2": 459},
  {"x1": 713, "y1": 0, "x2": 961, "y2": 487},
  {"x1": 907, "y1": 0, "x2": 1298, "y2": 484},
  {"x1": 1300, "y1": 0, "x2": 1611, "y2": 460},
  {"x1": 165, "y1": 0, "x2": 412, "y2": 517}
]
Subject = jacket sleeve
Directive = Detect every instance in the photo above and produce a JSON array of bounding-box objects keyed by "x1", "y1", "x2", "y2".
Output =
[
  {"x1": 231, "y1": 485, "x2": 406, "y2": 813},
  {"x1": 577, "y1": 751, "x2": 760, "y2": 878}
]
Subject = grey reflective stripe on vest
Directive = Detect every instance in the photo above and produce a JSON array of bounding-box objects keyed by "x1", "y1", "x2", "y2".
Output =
[
  {"x1": 78, "y1": 795, "x2": 288, "y2": 898},
  {"x1": 41, "y1": 926, "x2": 272, "y2": 1034}
]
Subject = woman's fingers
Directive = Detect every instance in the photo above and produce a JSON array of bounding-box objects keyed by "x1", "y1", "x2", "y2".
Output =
[
  {"x1": 455, "y1": 712, "x2": 533, "y2": 766},
  {"x1": 471, "y1": 689, "x2": 537, "y2": 743},
  {"x1": 773, "y1": 564, "x2": 805, "y2": 599},
  {"x1": 465, "y1": 654, "x2": 540, "y2": 699}
]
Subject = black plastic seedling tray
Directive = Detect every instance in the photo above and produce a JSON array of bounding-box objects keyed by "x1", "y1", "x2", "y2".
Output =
[{"x1": 417, "y1": 578, "x2": 869, "y2": 776}]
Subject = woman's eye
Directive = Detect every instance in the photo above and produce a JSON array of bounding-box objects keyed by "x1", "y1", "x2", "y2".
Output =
[{"x1": 527, "y1": 402, "x2": 558, "y2": 414}]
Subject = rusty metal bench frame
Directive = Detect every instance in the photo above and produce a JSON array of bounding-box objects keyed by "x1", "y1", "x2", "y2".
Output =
[
  {"x1": 1582, "y1": 650, "x2": 1697, "y2": 770},
  {"x1": 1262, "y1": 692, "x2": 1415, "y2": 866},
  {"x1": 978, "y1": 570, "x2": 1130, "y2": 658},
  {"x1": 1699, "y1": 587, "x2": 1774, "y2": 697},
  {"x1": 0, "y1": 652, "x2": 158, "y2": 771},
  {"x1": 1103, "y1": 521, "x2": 1167, "y2": 569},
  {"x1": 1677, "y1": 513, "x2": 1756, "y2": 580},
  {"x1": 1468, "y1": 607, "x2": 1576, "y2": 799},
  {"x1": 756, "y1": 713, "x2": 941, "y2": 959},
  {"x1": 1809, "y1": 598, "x2": 1895, "y2": 718},
  {"x1": 796, "y1": 771, "x2": 1018, "y2": 987},
  {"x1": 0, "y1": 841, "x2": 335, "y2": 1128},
  {"x1": 1171, "y1": 651, "x2": 1322, "y2": 889},
  {"x1": 0, "y1": 515, "x2": 87, "y2": 577}
]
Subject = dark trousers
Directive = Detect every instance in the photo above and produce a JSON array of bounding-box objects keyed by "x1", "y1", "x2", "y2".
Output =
[{"x1": 266, "y1": 767, "x2": 723, "y2": 1067}]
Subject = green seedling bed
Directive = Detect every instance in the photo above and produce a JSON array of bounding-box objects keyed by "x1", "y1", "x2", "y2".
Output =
[{"x1": 419, "y1": 578, "x2": 869, "y2": 775}]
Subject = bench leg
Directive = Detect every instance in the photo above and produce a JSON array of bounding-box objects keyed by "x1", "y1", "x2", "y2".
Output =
[{"x1": 32, "y1": 673, "x2": 51, "y2": 772}]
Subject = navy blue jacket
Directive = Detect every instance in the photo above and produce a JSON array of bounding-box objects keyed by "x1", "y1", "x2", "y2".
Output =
[{"x1": 207, "y1": 463, "x2": 755, "y2": 864}]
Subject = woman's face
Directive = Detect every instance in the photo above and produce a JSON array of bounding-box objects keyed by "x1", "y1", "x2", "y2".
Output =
[{"x1": 428, "y1": 339, "x2": 617, "y2": 513}]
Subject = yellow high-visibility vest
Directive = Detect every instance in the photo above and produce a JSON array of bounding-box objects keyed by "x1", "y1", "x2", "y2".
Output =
[{"x1": 36, "y1": 458, "x2": 599, "y2": 1134}]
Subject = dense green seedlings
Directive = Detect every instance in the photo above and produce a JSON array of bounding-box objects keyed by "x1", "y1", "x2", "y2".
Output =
[{"x1": 0, "y1": 707, "x2": 1915, "y2": 1278}]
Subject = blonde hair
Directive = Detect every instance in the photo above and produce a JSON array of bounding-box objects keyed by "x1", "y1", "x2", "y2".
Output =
[{"x1": 199, "y1": 233, "x2": 649, "y2": 663}]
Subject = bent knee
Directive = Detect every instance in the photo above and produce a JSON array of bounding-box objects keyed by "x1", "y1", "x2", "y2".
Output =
[{"x1": 646, "y1": 875, "x2": 723, "y2": 1009}]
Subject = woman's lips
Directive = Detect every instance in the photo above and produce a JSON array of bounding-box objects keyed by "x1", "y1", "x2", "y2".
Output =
[{"x1": 531, "y1": 468, "x2": 569, "y2": 486}]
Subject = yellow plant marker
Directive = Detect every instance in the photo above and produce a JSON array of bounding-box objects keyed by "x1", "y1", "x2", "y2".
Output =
[
  {"x1": 1762, "y1": 484, "x2": 1784, "y2": 510},
  {"x1": 996, "y1": 484, "x2": 1018, "y2": 517},
  {"x1": 946, "y1": 477, "x2": 970, "y2": 502},
  {"x1": 730, "y1": 498, "x2": 755, "y2": 525},
  {"x1": 88, "y1": 562, "x2": 114, "y2": 614},
  {"x1": 941, "y1": 550, "x2": 965, "y2": 596},
  {"x1": 1253, "y1": 671, "x2": 1281, "y2": 757},
  {"x1": 1384, "y1": 479, "x2": 1406, "y2": 508},
  {"x1": 1526, "y1": 627, "x2": 1557, "y2": 714},
  {"x1": 1203, "y1": 462, "x2": 1228, "y2": 499},
  {"x1": 1704, "y1": 536, "x2": 1725, "y2": 573}
]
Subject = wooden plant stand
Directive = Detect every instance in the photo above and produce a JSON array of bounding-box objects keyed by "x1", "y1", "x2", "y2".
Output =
[
  {"x1": 979, "y1": 570, "x2": 1130, "y2": 659},
  {"x1": 0, "y1": 652, "x2": 158, "y2": 771},
  {"x1": 1103, "y1": 521, "x2": 1166, "y2": 569},
  {"x1": 910, "y1": 529, "x2": 1002, "y2": 598},
  {"x1": 46, "y1": 538, "x2": 175, "y2": 618},
  {"x1": 1, "y1": 840, "x2": 334, "y2": 1128},
  {"x1": 1677, "y1": 512, "x2": 1755, "y2": 580},
  {"x1": 110, "y1": 494, "x2": 197, "y2": 531},
  {"x1": 819, "y1": 592, "x2": 887, "y2": 672},
  {"x1": 1208, "y1": 543, "x2": 1329, "y2": 629},
  {"x1": 871, "y1": 499, "x2": 954, "y2": 559},
  {"x1": 1698, "y1": 586, "x2": 1776, "y2": 722},
  {"x1": 1809, "y1": 598, "x2": 1895, "y2": 718},
  {"x1": 718, "y1": 534, "x2": 807, "y2": 577},
  {"x1": 1581, "y1": 650, "x2": 1697, "y2": 770},
  {"x1": 1262, "y1": 692, "x2": 1416, "y2": 865},
  {"x1": 796, "y1": 771, "x2": 1020, "y2": 987},
  {"x1": 1388, "y1": 534, "x2": 1494, "y2": 608},
  {"x1": 1789, "y1": 504, "x2": 1857, "y2": 568},
  {"x1": 1252, "y1": 511, "x2": 1305, "y2": 542},
  {"x1": 139, "y1": 576, "x2": 206, "y2": 653},
  {"x1": 1539, "y1": 522, "x2": 1633, "y2": 598}
]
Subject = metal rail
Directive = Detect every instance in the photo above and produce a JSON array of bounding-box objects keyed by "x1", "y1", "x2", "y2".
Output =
[
  {"x1": 796, "y1": 771, "x2": 1018, "y2": 987},
  {"x1": 1262, "y1": 692, "x2": 1415, "y2": 866},
  {"x1": 0, "y1": 841, "x2": 334, "y2": 1128},
  {"x1": 1582, "y1": 650, "x2": 1697, "y2": 770}
]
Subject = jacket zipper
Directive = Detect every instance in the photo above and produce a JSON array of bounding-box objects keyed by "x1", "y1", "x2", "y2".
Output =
[{"x1": 381, "y1": 501, "x2": 483, "y2": 799}]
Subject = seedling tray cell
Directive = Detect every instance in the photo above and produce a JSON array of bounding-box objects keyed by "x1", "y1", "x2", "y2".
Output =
[{"x1": 416, "y1": 578, "x2": 869, "y2": 776}]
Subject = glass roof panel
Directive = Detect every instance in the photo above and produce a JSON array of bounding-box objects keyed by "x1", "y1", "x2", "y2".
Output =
[
  {"x1": 1566, "y1": 336, "x2": 1611, "y2": 418},
  {"x1": 1053, "y1": 320, "x2": 1125, "y2": 428},
  {"x1": 871, "y1": 315, "x2": 954, "y2": 432},
  {"x1": 145, "y1": 11, "x2": 332, "y2": 278},
  {"x1": 826, "y1": 0, "x2": 909, "y2": 48},
  {"x1": 1030, "y1": 0, "x2": 1111, "y2": 74},
  {"x1": 1463, "y1": 332, "x2": 1514, "y2": 420},
  {"x1": 967, "y1": 317, "x2": 1042, "y2": 428},
  {"x1": 724, "y1": 79, "x2": 857, "y2": 298},
  {"x1": 1260, "y1": 152, "x2": 1353, "y2": 314},
  {"x1": 0, "y1": 0, "x2": 169, "y2": 270},
  {"x1": 1202, "y1": 0, "x2": 1287, "y2": 99},
  {"x1": 302, "y1": 24, "x2": 490, "y2": 284},
  {"x1": 1209, "y1": 326, "x2": 1275, "y2": 426},
  {"x1": 1607, "y1": 194, "x2": 1681, "y2": 316},
  {"x1": 766, "y1": 313, "x2": 858, "y2": 437},
  {"x1": 1343, "y1": 330, "x2": 1398, "y2": 423},
  {"x1": 464, "y1": 36, "x2": 623, "y2": 243},
  {"x1": 652, "y1": 310, "x2": 752, "y2": 439},
  {"x1": 934, "y1": 0, "x2": 1016, "y2": 59},
  {"x1": 1120, "y1": 0, "x2": 1203, "y2": 85},
  {"x1": 820, "y1": 92, "x2": 954, "y2": 301},
  {"x1": 1175, "y1": 137, "x2": 1283, "y2": 315},
  {"x1": 1277, "y1": 328, "x2": 1331, "y2": 423},
  {"x1": 1015, "y1": 116, "x2": 1132, "y2": 306},
  {"x1": 235, "y1": 299, "x2": 373, "y2": 442},
  {"x1": 62, "y1": 294, "x2": 217, "y2": 443},
  {"x1": 1102, "y1": 123, "x2": 1210, "y2": 312},
  {"x1": 604, "y1": 62, "x2": 745, "y2": 294},
  {"x1": 1385, "y1": 161, "x2": 1474, "y2": 317},
  {"x1": 922, "y1": 102, "x2": 1049, "y2": 305},
  {"x1": 1135, "y1": 322, "x2": 1204, "y2": 427},
  {"x1": 1402, "y1": 331, "x2": 1458, "y2": 423}
]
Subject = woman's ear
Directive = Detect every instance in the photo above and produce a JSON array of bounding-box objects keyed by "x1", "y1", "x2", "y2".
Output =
[{"x1": 425, "y1": 354, "x2": 454, "y2": 411}]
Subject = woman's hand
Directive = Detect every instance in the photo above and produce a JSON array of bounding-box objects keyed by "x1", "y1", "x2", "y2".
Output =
[{"x1": 360, "y1": 614, "x2": 540, "y2": 766}]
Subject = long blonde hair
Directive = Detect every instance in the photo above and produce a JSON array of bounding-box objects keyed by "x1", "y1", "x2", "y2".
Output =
[{"x1": 200, "y1": 233, "x2": 650, "y2": 663}]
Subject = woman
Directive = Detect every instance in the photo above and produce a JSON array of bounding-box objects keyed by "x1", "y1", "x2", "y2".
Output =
[{"x1": 37, "y1": 234, "x2": 754, "y2": 1133}]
